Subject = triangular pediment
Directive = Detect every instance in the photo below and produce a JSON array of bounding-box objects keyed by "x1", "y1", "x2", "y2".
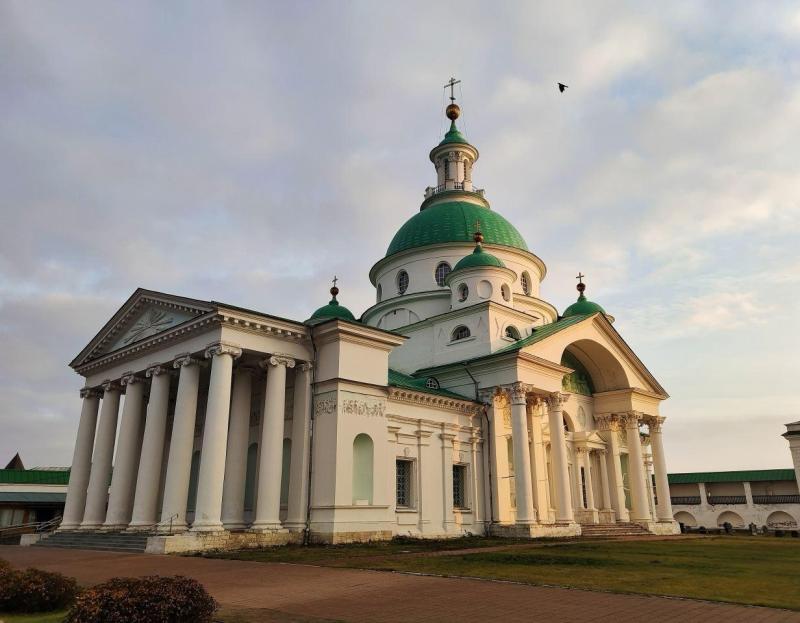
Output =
[
  {"x1": 520, "y1": 314, "x2": 668, "y2": 398},
  {"x1": 71, "y1": 288, "x2": 215, "y2": 368}
]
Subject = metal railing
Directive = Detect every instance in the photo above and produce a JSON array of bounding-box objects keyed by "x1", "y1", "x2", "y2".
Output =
[
  {"x1": 752, "y1": 494, "x2": 800, "y2": 504},
  {"x1": 707, "y1": 495, "x2": 747, "y2": 505},
  {"x1": 0, "y1": 515, "x2": 61, "y2": 541},
  {"x1": 130, "y1": 513, "x2": 180, "y2": 535},
  {"x1": 670, "y1": 496, "x2": 701, "y2": 505}
]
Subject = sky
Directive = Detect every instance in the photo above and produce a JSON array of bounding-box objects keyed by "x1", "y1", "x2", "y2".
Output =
[{"x1": 1, "y1": 1, "x2": 799, "y2": 471}]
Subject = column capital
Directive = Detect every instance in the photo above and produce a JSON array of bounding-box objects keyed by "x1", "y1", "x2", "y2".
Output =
[
  {"x1": 79, "y1": 387, "x2": 102, "y2": 399},
  {"x1": 477, "y1": 388, "x2": 495, "y2": 405},
  {"x1": 646, "y1": 415, "x2": 665, "y2": 432},
  {"x1": 545, "y1": 392, "x2": 568, "y2": 410},
  {"x1": 298, "y1": 361, "x2": 314, "y2": 373},
  {"x1": 261, "y1": 354, "x2": 296, "y2": 369},
  {"x1": 622, "y1": 412, "x2": 642, "y2": 429},
  {"x1": 595, "y1": 413, "x2": 621, "y2": 432},
  {"x1": 145, "y1": 364, "x2": 169, "y2": 378},
  {"x1": 173, "y1": 353, "x2": 201, "y2": 369},
  {"x1": 575, "y1": 445, "x2": 590, "y2": 456},
  {"x1": 100, "y1": 379, "x2": 122, "y2": 393},
  {"x1": 509, "y1": 382, "x2": 528, "y2": 404},
  {"x1": 205, "y1": 342, "x2": 243, "y2": 360},
  {"x1": 597, "y1": 448, "x2": 608, "y2": 457},
  {"x1": 120, "y1": 372, "x2": 145, "y2": 386}
]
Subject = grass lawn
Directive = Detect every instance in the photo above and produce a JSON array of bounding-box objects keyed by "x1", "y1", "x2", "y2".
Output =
[
  {"x1": 210, "y1": 535, "x2": 800, "y2": 611},
  {"x1": 0, "y1": 612, "x2": 67, "y2": 623}
]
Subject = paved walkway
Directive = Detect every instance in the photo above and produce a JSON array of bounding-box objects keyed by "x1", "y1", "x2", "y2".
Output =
[{"x1": 2, "y1": 545, "x2": 799, "y2": 623}]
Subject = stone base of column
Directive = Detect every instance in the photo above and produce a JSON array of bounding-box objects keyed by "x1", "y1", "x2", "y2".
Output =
[
  {"x1": 248, "y1": 522, "x2": 287, "y2": 534},
  {"x1": 490, "y1": 521, "x2": 581, "y2": 539},
  {"x1": 575, "y1": 508, "x2": 599, "y2": 524},
  {"x1": 56, "y1": 523, "x2": 81, "y2": 532},
  {"x1": 145, "y1": 529, "x2": 300, "y2": 554},
  {"x1": 155, "y1": 521, "x2": 189, "y2": 535},
  {"x1": 651, "y1": 519, "x2": 681, "y2": 535},
  {"x1": 222, "y1": 522, "x2": 248, "y2": 531},
  {"x1": 190, "y1": 521, "x2": 225, "y2": 533},
  {"x1": 282, "y1": 522, "x2": 307, "y2": 532},
  {"x1": 99, "y1": 523, "x2": 129, "y2": 532},
  {"x1": 125, "y1": 521, "x2": 157, "y2": 533},
  {"x1": 615, "y1": 509, "x2": 631, "y2": 522},
  {"x1": 599, "y1": 509, "x2": 616, "y2": 523},
  {"x1": 78, "y1": 522, "x2": 103, "y2": 531}
]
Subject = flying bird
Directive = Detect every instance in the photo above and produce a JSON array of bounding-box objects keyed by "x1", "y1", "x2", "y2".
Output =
[{"x1": 558, "y1": 83, "x2": 568, "y2": 93}]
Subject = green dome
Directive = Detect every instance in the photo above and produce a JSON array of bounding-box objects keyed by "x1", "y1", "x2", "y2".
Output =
[
  {"x1": 308, "y1": 297, "x2": 356, "y2": 322},
  {"x1": 563, "y1": 293, "x2": 606, "y2": 318},
  {"x1": 386, "y1": 201, "x2": 528, "y2": 257},
  {"x1": 453, "y1": 245, "x2": 506, "y2": 272},
  {"x1": 439, "y1": 120, "x2": 468, "y2": 145}
]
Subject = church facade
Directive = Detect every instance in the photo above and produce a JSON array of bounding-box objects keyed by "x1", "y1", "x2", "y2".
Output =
[{"x1": 56, "y1": 101, "x2": 679, "y2": 553}]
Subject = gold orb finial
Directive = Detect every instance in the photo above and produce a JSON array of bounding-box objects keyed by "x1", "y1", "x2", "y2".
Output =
[{"x1": 446, "y1": 103, "x2": 461, "y2": 121}]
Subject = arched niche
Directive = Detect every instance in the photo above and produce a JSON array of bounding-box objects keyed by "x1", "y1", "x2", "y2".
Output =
[
  {"x1": 674, "y1": 511, "x2": 697, "y2": 527},
  {"x1": 560, "y1": 340, "x2": 631, "y2": 393},
  {"x1": 717, "y1": 510, "x2": 744, "y2": 528},
  {"x1": 767, "y1": 511, "x2": 798, "y2": 528}
]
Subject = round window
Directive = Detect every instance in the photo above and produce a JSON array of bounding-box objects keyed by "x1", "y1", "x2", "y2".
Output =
[
  {"x1": 397, "y1": 270, "x2": 409, "y2": 294},
  {"x1": 435, "y1": 262, "x2": 452, "y2": 287},
  {"x1": 458, "y1": 283, "x2": 469, "y2": 302}
]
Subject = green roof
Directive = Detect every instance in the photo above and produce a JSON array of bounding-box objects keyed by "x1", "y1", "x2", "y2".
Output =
[
  {"x1": 452, "y1": 244, "x2": 506, "y2": 272},
  {"x1": 386, "y1": 201, "x2": 528, "y2": 257},
  {"x1": 388, "y1": 369, "x2": 474, "y2": 401},
  {"x1": 0, "y1": 469, "x2": 70, "y2": 485},
  {"x1": 439, "y1": 120, "x2": 469, "y2": 145},
  {"x1": 307, "y1": 297, "x2": 356, "y2": 323},
  {"x1": 668, "y1": 469, "x2": 797, "y2": 484},
  {"x1": 495, "y1": 314, "x2": 591, "y2": 355},
  {"x1": 563, "y1": 293, "x2": 606, "y2": 318}
]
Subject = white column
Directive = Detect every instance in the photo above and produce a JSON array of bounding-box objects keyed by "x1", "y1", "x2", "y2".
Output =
[
  {"x1": 221, "y1": 367, "x2": 254, "y2": 530},
  {"x1": 192, "y1": 343, "x2": 241, "y2": 532},
  {"x1": 510, "y1": 383, "x2": 535, "y2": 524},
  {"x1": 648, "y1": 416, "x2": 674, "y2": 522},
  {"x1": 251, "y1": 354, "x2": 294, "y2": 531},
  {"x1": 598, "y1": 449, "x2": 613, "y2": 512},
  {"x1": 80, "y1": 381, "x2": 122, "y2": 529},
  {"x1": 103, "y1": 373, "x2": 146, "y2": 529},
  {"x1": 527, "y1": 397, "x2": 550, "y2": 523},
  {"x1": 470, "y1": 426, "x2": 482, "y2": 523},
  {"x1": 159, "y1": 354, "x2": 201, "y2": 533},
  {"x1": 60, "y1": 388, "x2": 102, "y2": 530},
  {"x1": 597, "y1": 415, "x2": 629, "y2": 522},
  {"x1": 546, "y1": 393, "x2": 574, "y2": 523},
  {"x1": 128, "y1": 365, "x2": 172, "y2": 530},
  {"x1": 624, "y1": 412, "x2": 652, "y2": 523},
  {"x1": 285, "y1": 363, "x2": 313, "y2": 531}
]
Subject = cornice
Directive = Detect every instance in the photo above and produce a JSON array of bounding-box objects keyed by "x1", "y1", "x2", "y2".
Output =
[
  {"x1": 386, "y1": 413, "x2": 481, "y2": 436},
  {"x1": 387, "y1": 387, "x2": 479, "y2": 415}
]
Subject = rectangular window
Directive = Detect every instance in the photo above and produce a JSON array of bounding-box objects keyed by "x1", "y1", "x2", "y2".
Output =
[
  {"x1": 396, "y1": 459, "x2": 413, "y2": 508},
  {"x1": 453, "y1": 464, "x2": 468, "y2": 509}
]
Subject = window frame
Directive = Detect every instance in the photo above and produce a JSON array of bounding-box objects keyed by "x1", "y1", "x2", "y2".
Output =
[
  {"x1": 452, "y1": 463, "x2": 469, "y2": 510},
  {"x1": 504, "y1": 325, "x2": 521, "y2": 340},
  {"x1": 395, "y1": 458, "x2": 415, "y2": 509},
  {"x1": 457, "y1": 283, "x2": 469, "y2": 302},
  {"x1": 451, "y1": 325, "x2": 471, "y2": 341},
  {"x1": 397, "y1": 270, "x2": 409, "y2": 295},
  {"x1": 434, "y1": 262, "x2": 452, "y2": 287},
  {"x1": 520, "y1": 272, "x2": 531, "y2": 296}
]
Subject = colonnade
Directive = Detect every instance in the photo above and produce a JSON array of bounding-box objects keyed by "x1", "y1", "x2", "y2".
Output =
[
  {"x1": 60, "y1": 342, "x2": 313, "y2": 534},
  {"x1": 500, "y1": 386, "x2": 673, "y2": 527}
]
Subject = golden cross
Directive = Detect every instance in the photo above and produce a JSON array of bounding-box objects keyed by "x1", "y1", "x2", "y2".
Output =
[
  {"x1": 444, "y1": 77, "x2": 461, "y2": 103},
  {"x1": 332, "y1": 275, "x2": 338, "y2": 288}
]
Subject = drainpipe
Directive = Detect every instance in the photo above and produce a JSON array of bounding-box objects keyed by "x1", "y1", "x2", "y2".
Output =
[{"x1": 463, "y1": 362, "x2": 494, "y2": 536}]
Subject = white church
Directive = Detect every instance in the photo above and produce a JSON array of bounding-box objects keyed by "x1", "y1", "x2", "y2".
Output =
[{"x1": 51, "y1": 96, "x2": 679, "y2": 554}]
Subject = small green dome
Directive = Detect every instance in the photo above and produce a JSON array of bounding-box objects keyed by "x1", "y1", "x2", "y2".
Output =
[
  {"x1": 453, "y1": 244, "x2": 506, "y2": 272},
  {"x1": 563, "y1": 293, "x2": 606, "y2": 318},
  {"x1": 386, "y1": 201, "x2": 528, "y2": 257},
  {"x1": 439, "y1": 120, "x2": 468, "y2": 145},
  {"x1": 308, "y1": 283, "x2": 356, "y2": 322}
]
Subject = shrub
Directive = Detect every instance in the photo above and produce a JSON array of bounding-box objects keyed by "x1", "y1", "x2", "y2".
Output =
[
  {"x1": 0, "y1": 558, "x2": 10, "y2": 574},
  {"x1": 65, "y1": 575, "x2": 217, "y2": 623},
  {"x1": 0, "y1": 567, "x2": 78, "y2": 612}
]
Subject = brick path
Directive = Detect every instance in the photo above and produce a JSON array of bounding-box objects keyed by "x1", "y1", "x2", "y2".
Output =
[{"x1": 2, "y1": 545, "x2": 798, "y2": 623}]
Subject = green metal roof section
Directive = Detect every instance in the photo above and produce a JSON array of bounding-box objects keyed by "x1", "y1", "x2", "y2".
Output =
[
  {"x1": 0, "y1": 492, "x2": 67, "y2": 503},
  {"x1": 452, "y1": 244, "x2": 506, "y2": 272},
  {"x1": 439, "y1": 120, "x2": 469, "y2": 145},
  {"x1": 563, "y1": 292, "x2": 606, "y2": 318},
  {"x1": 307, "y1": 298, "x2": 356, "y2": 322},
  {"x1": 668, "y1": 469, "x2": 797, "y2": 484},
  {"x1": 494, "y1": 314, "x2": 592, "y2": 355},
  {"x1": 386, "y1": 201, "x2": 528, "y2": 257},
  {"x1": 388, "y1": 369, "x2": 474, "y2": 402},
  {"x1": 0, "y1": 469, "x2": 70, "y2": 485}
]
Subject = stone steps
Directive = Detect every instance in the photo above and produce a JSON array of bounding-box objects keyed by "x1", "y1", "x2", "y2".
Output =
[
  {"x1": 580, "y1": 522, "x2": 651, "y2": 537},
  {"x1": 34, "y1": 531, "x2": 152, "y2": 553}
]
